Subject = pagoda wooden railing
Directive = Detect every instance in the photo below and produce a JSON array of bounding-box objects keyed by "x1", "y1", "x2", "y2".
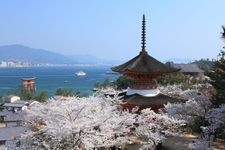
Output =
[{"x1": 130, "y1": 81, "x2": 157, "y2": 90}]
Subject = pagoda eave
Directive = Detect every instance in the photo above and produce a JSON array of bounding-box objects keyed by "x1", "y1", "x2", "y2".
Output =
[
  {"x1": 120, "y1": 102, "x2": 163, "y2": 112},
  {"x1": 123, "y1": 69, "x2": 179, "y2": 79},
  {"x1": 120, "y1": 93, "x2": 186, "y2": 112}
]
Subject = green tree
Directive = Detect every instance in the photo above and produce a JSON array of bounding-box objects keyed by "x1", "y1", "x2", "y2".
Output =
[
  {"x1": 192, "y1": 59, "x2": 215, "y2": 71},
  {"x1": 0, "y1": 96, "x2": 3, "y2": 111},
  {"x1": 157, "y1": 72, "x2": 188, "y2": 85},
  {"x1": 94, "y1": 82, "x2": 100, "y2": 88},
  {"x1": 208, "y1": 51, "x2": 225, "y2": 106},
  {"x1": 94, "y1": 79, "x2": 115, "y2": 89},
  {"x1": 55, "y1": 88, "x2": 80, "y2": 97},
  {"x1": 208, "y1": 26, "x2": 225, "y2": 106},
  {"x1": 0, "y1": 96, "x2": 3, "y2": 103},
  {"x1": 21, "y1": 91, "x2": 35, "y2": 100},
  {"x1": 20, "y1": 90, "x2": 49, "y2": 102},
  {"x1": 115, "y1": 76, "x2": 133, "y2": 90},
  {"x1": 102, "y1": 79, "x2": 111, "y2": 88},
  {"x1": 56, "y1": 88, "x2": 72, "y2": 97},
  {"x1": 35, "y1": 91, "x2": 48, "y2": 102}
]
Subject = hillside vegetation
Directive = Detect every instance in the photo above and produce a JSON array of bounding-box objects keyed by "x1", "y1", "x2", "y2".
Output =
[{"x1": 191, "y1": 59, "x2": 215, "y2": 71}]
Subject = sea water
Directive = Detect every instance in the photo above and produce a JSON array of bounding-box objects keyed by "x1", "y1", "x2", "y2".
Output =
[{"x1": 0, "y1": 66, "x2": 118, "y2": 97}]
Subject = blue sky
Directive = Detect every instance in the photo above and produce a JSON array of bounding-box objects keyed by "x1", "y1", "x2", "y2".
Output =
[{"x1": 0, "y1": 0, "x2": 225, "y2": 61}]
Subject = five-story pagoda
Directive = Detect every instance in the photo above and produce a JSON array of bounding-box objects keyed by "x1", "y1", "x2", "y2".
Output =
[{"x1": 112, "y1": 15, "x2": 183, "y2": 111}]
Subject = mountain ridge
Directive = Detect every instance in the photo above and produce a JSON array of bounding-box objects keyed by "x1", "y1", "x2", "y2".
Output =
[
  {"x1": 0, "y1": 44, "x2": 122, "y2": 65},
  {"x1": 1, "y1": 44, "x2": 191, "y2": 65},
  {"x1": 0, "y1": 44, "x2": 76, "y2": 64}
]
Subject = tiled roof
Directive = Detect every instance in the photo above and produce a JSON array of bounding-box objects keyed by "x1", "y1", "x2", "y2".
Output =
[
  {"x1": 173, "y1": 64, "x2": 204, "y2": 73},
  {"x1": 124, "y1": 93, "x2": 185, "y2": 105},
  {"x1": 4, "y1": 113, "x2": 24, "y2": 122},
  {"x1": 3, "y1": 103, "x2": 25, "y2": 108},
  {"x1": 112, "y1": 51, "x2": 179, "y2": 73},
  {"x1": 0, "y1": 127, "x2": 26, "y2": 141}
]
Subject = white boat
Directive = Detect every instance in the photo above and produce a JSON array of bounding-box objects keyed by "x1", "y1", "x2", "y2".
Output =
[
  {"x1": 75, "y1": 71, "x2": 86, "y2": 76},
  {"x1": 64, "y1": 80, "x2": 70, "y2": 83}
]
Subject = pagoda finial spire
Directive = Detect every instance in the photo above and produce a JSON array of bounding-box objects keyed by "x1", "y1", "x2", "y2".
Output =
[{"x1": 141, "y1": 14, "x2": 146, "y2": 52}]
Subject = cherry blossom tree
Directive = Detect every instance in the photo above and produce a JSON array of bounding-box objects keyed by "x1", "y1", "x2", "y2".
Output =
[
  {"x1": 20, "y1": 95, "x2": 136, "y2": 149},
  {"x1": 163, "y1": 88, "x2": 212, "y2": 122},
  {"x1": 6, "y1": 92, "x2": 184, "y2": 150},
  {"x1": 189, "y1": 105, "x2": 225, "y2": 150},
  {"x1": 162, "y1": 85, "x2": 224, "y2": 150},
  {"x1": 136, "y1": 108, "x2": 185, "y2": 149}
]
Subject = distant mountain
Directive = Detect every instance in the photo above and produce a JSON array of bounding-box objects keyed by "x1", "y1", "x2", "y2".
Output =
[
  {"x1": 67, "y1": 54, "x2": 122, "y2": 65},
  {"x1": 0, "y1": 44, "x2": 76, "y2": 64},
  {"x1": 0, "y1": 44, "x2": 123, "y2": 65},
  {"x1": 191, "y1": 59, "x2": 215, "y2": 71},
  {"x1": 164, "y1": 57, "x2": 215, "y2": 71},
  {"x1": 163, "y1": 58, "x2": 195, "y2": 64}
]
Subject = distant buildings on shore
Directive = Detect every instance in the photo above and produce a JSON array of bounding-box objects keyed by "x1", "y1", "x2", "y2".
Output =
[
  {"x1": 0, "y1": 60, "x2": 116, "y2": 68},
  {"x1": 0, "y1": 61, "x2": 32, "y2": 68}
]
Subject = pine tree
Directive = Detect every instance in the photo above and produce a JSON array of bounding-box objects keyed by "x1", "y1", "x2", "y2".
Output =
[{"x1": 208, "y1": 26, "x2": 225, "y2": 106}]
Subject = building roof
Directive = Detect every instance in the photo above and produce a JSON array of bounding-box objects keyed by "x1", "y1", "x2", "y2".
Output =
[
  {"x1": 5, "y1": 95, "x2": 20, "y2": 99},
  {"x1": 112, "y1": 51, "x2": 179, "y2": 73},
  {"x1": 123, "y1": 93, "x2": 185, "y2": 106},
  {"x1": 4, "y1": 95, "x2": 20, "y2": 103},
  {"x1": 173, "y1": 64, "x2": 204, "y2": 73},
  {"x1": 3, "y1": 113, "x2": 24, "y2": 122},
  {"x1": 13, "y1": 100, "x2": 28, "y2": 105},
  {"x1": 0, "y1": 110, "x2": 24, "y2": 121},
  {"x1": 0, "y1": 127, "x2": 26, "y2": 141},
  {"x1": 0, "y1": 111, "x2": 7, "y2": 116},
  {"x1": 3, "y1": 103, "x2": 26, "y2": 108}
]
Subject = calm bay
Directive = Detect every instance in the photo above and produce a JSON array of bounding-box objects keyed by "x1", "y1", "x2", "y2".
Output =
[{"x1": 0, "y1": 66, "x2": 118, "y2": 97}]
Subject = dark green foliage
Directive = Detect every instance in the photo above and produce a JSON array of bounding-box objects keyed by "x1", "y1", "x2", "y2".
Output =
[
  {"x1": 55, "y1": 88, "x2": 72, "y2": 97},
  {"x1": 93, "y1": 76, "x2": 133, "y2": 90},
  {"x1": 34, "y1": 91, "x2": 48, "y2": 102},
  {"x1": 102, "y1": 79, "x2": 111, "y2": 88},
  {"x1": 93, "y1": 79, "x2": 115, "y2": 89},
  {"x1": 21, "y1": 91, "x2": 48, "y2": 102},
  {"x1": 115, "y1": 76, "x2": 133, "y2": 90},
  {"x1": 21, "y1": 91, "x2": 35, "y2": 100},
  {"x1": 0, "y1": 96, "x2": 3, "y2": 103},
  {"x1": 215, "y1": 124, "x2": 225, "y2": 139},
  {"x1": 188, "y1": 116, "x2": 209, "y2": 133},
  {"x1": 208, "y1": 50, "x2": 225, "y2": 106},
  {"x1": 157, "y1": 72, "x2": 187, "y2": 85},
  {"x1": 222, "y1": 25, "x2": 225, "y2": 39},
  {"x1": 0, "y1": 96, "x2": 3, "y2": 111},
  {"x1": 157, "y1": 72, "x2": 201, "y2": 90},
  {"x1": 192, "y1": 59, "x2": 215, "y2": 72},
  {"x1": 0, "y1": 116, "x2": 3, "y2": 123},
  {"x1": 55, "y1": 88, "x2": 80, "y2": 97},
  {"x1": 93, "y1": 82, "x2": 100, "y2": 88},
  {"x1": 207, "y1": 26, "x2": 225, "y2": 106}
]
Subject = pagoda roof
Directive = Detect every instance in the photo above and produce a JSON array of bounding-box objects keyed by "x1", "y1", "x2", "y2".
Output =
[
  {"x1": 123, "y1": 93, "x2": 185, "y2": 106},
  {"x1": 111, "y1": 15, "x2": 179, "y2": 74},
  {"x1": 112, "y1": 51, "x2": 179, "y2": 73}
]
